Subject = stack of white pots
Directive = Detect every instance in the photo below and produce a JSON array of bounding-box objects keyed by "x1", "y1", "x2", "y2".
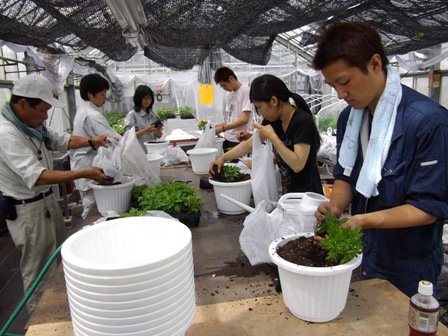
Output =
[{"x1": 61, "y1": 217, "x2": 196, "y2": 336}]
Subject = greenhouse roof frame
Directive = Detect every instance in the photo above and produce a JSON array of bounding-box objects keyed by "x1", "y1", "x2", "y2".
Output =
[{"x1": 0, "y1": 0, "x2": 447, "y2": 70}]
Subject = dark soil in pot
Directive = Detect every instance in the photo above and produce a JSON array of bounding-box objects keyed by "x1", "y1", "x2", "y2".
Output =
[{"x1": 276, "y1": 236, "x2": 338, "y2": 267}]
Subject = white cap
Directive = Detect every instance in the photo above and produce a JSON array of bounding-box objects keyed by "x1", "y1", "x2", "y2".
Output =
[
  {"x1": 418, "y1": 280, "x2": 433, "y2": 296},
  {"x1": 13, "y1": 74, "x2": 65, "y2": 108}
]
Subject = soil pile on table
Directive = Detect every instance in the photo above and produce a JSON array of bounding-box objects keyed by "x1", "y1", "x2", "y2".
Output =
[{"x1": 276, "y1": 236, "x2": 338, "y2": 267}]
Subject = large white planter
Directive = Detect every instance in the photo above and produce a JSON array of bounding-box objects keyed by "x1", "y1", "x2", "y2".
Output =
[
  {"x1": 89, "y1": 178, "x2": 134, "y2": 216},
  {"x1": 209, "y1": 179, "x2": 252, "y2": 215},
  {"x1": 186, "y1": 148, "x2": 217, "y2": 175},
  {"x1": 144, "y1": 140, "x2": 170, "y2": 157},
  {"x1": 269, "y1": 232, "x2": 362, "y2": 323}
]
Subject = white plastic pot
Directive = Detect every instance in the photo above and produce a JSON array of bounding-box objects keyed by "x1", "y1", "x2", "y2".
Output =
[
  {"x1": 89, "y1": 178, "x2": 134, "y2": 216},
  {"x1": 209, "y1": 178, "x2": 252, "y2": 215},
  {"x1": 214, "y1": 137, "x2": 225, "y2": 158},
  {"x1": 144, "y1": 140, "x2": 170, "y2": 157},
  {"x1": 186, "y1": 148, "x2": 218, "y2": 175},
  {"x1": 147, "y1": 153, "x2": 163, "y2": 180},
  {"x1": 61, "y1": 217, "x2": 196, "y2": 336},
  {"x1": 269, "y1": 232, "x2": 362, "y2": 323}
]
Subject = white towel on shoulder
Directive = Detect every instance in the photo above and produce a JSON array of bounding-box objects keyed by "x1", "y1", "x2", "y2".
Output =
[{"x1": 338, "y1": 66, "x2": 402, "y2": 198}]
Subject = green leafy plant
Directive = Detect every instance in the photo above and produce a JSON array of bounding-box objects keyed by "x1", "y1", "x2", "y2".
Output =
[
  {"x1": 315, "y1": 211, "x2": 363, "y2": 265},
  {"x1": 122, "y1": 182, "x2": 202, "y2": 216},
  {"x1": 179, "y1": 106, "x2": 194, "y2": 119},
  {"x1": 120, "y1": 207, "x2": 149, "y2": 217},
  {"x1": 210, "y1": 164, "x2": 250, "y2": 183},
  {"x1": 105, "y1": 111, "x2": 126, "y2": 135},
  {"x1": 105, "y1": 111, "x2": 126, "y2": 125},
  {"x1": 157, "y1": 106, "x2": 176, "y2": 121},
  {"x1": 318, "y1": 116, "x2": 337, "y2": 133}
]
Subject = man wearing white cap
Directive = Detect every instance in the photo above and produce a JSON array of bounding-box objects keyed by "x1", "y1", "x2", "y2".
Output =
[{"x1": 0, "y1": 73, "x2": 114, "y2": 313}]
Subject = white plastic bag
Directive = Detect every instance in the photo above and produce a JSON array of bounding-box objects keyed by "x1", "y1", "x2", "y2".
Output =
[
  {"x1": 120, "y1": 127, "x2": 158, "y2": 186},
  {"x1": 251, "y1": 130, "x2": 279, "y2": 206},
  {"x1": 239, "y1": 200, "x2": 300, "y2": 266},
  {"x1": 163, "y1": 146, "x2": 189, "y2": 166},
  {"x1": 92, "y1": 138, "x2": 122, "y2": 178},
  {"x1": 194, "y1": 124, "x2": 216, "y2": 149}
]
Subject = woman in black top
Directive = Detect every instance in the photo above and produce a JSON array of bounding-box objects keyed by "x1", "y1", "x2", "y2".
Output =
[{"x1": 210, "y1": 74, "x2": 323, "y2": 195}]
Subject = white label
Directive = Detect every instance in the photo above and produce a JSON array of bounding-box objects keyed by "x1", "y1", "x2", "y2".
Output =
[{"x1": 408, "y1": 306, "x2": 439, "y2": 332}]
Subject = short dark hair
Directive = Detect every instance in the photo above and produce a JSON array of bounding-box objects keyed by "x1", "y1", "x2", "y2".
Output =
[
  {"x1": 10, "y1": 95, "x2": 42, "y2": 108},
  {"x1": 79, "y1": 73, "x2": 110, "y2": 101},
  {"x1": 214, "y1": 67, "x2": 237, "y2": 84},
  {"x1": 133, "y1": 85, "x2": 154, "y2": 112},
  {"x1": 312, "y1": 21, "x2": 389, "y2": 74}
]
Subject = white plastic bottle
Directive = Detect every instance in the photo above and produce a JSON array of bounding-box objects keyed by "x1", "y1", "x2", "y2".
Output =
[{"x1": 408, "y1": 280, "x2": 440, "y2": 336}]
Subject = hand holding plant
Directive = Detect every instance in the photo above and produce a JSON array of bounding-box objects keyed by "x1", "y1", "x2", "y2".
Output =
[{"x1": 314, "y1": 211, "x2": 363, "y2": 265}]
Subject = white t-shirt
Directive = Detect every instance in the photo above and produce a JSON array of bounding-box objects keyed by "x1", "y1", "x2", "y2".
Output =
[{"x1": 225, "y1": 84, "x2": 253, "y2": 143}]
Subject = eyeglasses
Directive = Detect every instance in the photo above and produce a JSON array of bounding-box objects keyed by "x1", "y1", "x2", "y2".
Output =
[{"x1": 142, "y1": 96, "x2": 152, "y2": 101}]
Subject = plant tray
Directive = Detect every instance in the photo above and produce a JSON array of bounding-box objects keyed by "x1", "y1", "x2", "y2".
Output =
[{"x1": 171, "y1": 212, "x2": 201, "y2": 228}]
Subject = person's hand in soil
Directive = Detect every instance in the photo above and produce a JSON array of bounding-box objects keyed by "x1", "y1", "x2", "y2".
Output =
[
  {"x1": 86, "y1": 167, "x2": 114, "y2": 185},
  {"x1": 209, "y1": 160, "x2": 224, "y2": 180}
]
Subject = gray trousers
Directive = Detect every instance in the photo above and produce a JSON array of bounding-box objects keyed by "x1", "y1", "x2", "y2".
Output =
[{"x1": 6, "y1": 194, "x2": 66, "y2": 313}]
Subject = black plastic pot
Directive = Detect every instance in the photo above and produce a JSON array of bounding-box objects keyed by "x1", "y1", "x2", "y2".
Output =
[{"x1": 171, "y1": 212, "x2": 201, "y2": 228}]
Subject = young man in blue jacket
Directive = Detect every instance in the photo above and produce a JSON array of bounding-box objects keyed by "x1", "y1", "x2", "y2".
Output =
[{"x1": 313, "y1": 21, "x2": 448, "y2": 297}]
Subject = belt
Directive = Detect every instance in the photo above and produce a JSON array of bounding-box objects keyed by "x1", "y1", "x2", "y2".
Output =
[{"x1": 12, "y1": 189, "x2": 53, "y2": 205}]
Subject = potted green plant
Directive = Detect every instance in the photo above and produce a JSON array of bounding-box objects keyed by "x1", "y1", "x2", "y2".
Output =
[
  {"x1": 179, "y1": 106, "x2": 195, "y2": 119},
  {"x1": 269, "y1": 211, "x2": 363, "y2": 323},
  {"x1": 121, "y1": 182, "x2": 202, "y2": 227},
  {"x1": 156, "y1": 106, "x2": 177, "y2": 121},
  {"x1": 209, "y1": 164, "x2": 252, "y2": 215}
]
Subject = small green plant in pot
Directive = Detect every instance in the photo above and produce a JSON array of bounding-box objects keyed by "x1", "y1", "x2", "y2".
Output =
[
  {"x1": 314, "y1": 211, "x2": 363, "y2": 264},
  {"x1": 209, "y1": 164, "x2": 252, "y2": 215},
  {"x1": 270, "y1": 211, "x2": 364, "y2": 323},
  {"x1": 121, "y1": 182, "x2": 202, "y2": 227},
  {"x1": 179, "y1": 106, "x2": 195, "y2": 119},
  {"x1": 210, "y1": 164, "x2": 250, "y2": 183}
]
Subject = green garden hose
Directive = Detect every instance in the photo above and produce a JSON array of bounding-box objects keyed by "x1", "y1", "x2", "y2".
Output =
[{"x1": 0, "y1": 244, "x2": 63, "y2": 336}]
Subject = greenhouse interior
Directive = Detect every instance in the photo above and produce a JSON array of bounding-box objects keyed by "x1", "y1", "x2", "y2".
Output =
[{"x1": 1, "y1": 1, "x2": 448, "y2": 335}]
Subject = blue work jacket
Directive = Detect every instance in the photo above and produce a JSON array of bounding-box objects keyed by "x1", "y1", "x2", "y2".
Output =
[{"x1": 333, "y1": 85, "x2": 448, "y2": 296}]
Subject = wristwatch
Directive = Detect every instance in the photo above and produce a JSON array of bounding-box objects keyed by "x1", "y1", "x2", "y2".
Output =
[
  {"x1": 88, "y1": 136, "x2": 96, "y2": 151},
  {"x1": 222, "y1": 125, "x2": 226, "y2": 132}
]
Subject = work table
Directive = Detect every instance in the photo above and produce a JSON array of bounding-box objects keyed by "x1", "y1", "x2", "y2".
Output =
[{"x1": 23, "y1": 166, "x2": 448, "y2": 336}]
